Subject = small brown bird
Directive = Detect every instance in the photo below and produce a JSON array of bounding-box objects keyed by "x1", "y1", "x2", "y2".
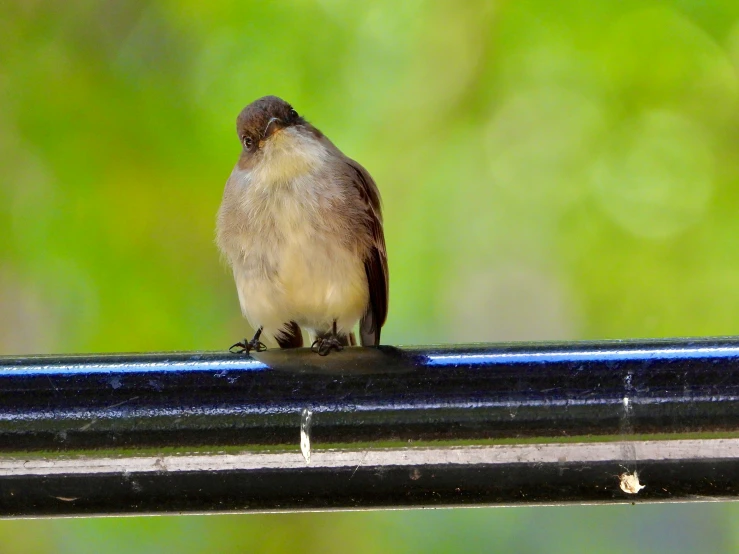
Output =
[{"x1": 216, "y1": 96, "x2": 388, "y2": 355}]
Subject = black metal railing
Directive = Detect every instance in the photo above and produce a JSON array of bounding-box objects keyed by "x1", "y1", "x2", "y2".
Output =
[{"x1": 2, "y1": 337, "x2": 739, "y2": 517}]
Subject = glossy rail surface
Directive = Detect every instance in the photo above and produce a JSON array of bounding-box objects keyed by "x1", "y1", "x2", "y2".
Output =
[{"x1": 2, "y1": 338, "x2": 739, "y2": 516}]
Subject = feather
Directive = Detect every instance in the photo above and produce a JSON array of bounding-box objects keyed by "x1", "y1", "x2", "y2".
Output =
[
  {"x1": 275, "y1": 321, "x2": 303, "y2": 349},
  {"x1": 344, "y1": 161, "x2": 388, "y2": 346}
]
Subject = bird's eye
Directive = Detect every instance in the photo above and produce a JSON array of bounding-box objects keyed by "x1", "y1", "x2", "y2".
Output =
[
  {"x1": 289, "y1": 108, "x2": 299, "y2": 120},
  {"x1": 242, "y1": 136, "x2": 253, "y2": 149}
]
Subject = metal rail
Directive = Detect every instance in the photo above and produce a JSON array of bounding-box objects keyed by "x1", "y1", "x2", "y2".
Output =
[{"x1": 2, "y1": 337, "x2": 739, "y2": 517}]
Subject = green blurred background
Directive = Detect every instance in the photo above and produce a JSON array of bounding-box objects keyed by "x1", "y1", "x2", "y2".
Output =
[{"x1": 3, "y1": 0, "x2": 739, "y2": 551}]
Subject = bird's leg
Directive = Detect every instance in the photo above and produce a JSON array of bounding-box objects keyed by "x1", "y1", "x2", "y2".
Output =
[
  {"x1": 229, "y1": 327, "x2": 267, "y2": 354},
  {"x1": 310, "y1": 320, "x2": 344, "y2": 356}
]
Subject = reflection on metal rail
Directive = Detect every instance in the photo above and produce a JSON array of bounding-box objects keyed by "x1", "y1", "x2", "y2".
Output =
[{"x1": 2, "y1": 337, "x2": 739, "y2": 517}]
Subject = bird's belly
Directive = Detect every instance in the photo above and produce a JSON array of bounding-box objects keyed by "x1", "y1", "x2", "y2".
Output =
[
  {"x1": 279, "y1": 237, "x2": 368, "y2": 332},
  {"x1": 235, "y1": 233, "x2": 368, "y2": 336}
]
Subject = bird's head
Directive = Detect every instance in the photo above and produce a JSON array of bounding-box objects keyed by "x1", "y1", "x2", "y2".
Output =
[{"x1": 234, "y1": 96, "x2": 329, "y2": 185}]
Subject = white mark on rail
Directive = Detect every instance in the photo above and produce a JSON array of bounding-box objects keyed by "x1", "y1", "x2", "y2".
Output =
[
  {"x1": 619, "y1": 471, "x2": 645, "y2": 494},
  {"x1": 300, "y1": 408, "x2": 313, "y2": 464},
  {"x1": 1, "y1": 439, "x2": 735, "y2": 476}
]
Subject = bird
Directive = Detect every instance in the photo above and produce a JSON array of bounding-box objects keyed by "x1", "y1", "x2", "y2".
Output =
[{"x1": 216, "y1": 96, "x2": 388, "y2": 355}]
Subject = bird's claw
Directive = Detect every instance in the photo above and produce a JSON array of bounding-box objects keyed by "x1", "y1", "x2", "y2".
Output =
[
  {"x1": 311, "y1": 337, "x2": 343, "y2": 356},
  {"x1": 229, "y1": 338, "x2": 267, "y2": 354}
]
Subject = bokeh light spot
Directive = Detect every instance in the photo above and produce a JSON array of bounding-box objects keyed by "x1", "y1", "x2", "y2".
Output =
[{"x1": 591, "y1": 110, "x2": 714, "y2": 239}]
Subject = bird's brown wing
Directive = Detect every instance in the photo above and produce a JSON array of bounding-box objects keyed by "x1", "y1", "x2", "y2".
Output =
[{"x1": 345, "y1": 160, "x2": 388, "y2": 346}]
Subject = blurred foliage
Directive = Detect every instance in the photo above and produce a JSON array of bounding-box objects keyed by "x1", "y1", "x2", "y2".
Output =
[{"x1": 3, "y1": 0, "x2": 739, "y2": 551}]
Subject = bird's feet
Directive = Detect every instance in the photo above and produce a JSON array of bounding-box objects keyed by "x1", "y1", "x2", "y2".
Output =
[
  {"x1": 311, "y1": 321, "x2": 344, "y2": 356},
  {"x1": 229, "y1": 327, "x2": 267, "y2": 354},
  {"x1": 229, "y1": 339, "x2": 267, "y2": 354},
  {"x1": 311, "y1": 336, "x2": 343, "y2": 356}
]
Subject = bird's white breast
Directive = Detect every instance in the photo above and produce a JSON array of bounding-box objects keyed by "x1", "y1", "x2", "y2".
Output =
[{"x1": 227, "y1": 128, "x2": 368, "y2": 339}]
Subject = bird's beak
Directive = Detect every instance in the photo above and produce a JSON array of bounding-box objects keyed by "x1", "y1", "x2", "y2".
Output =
[{"x1": 262, "y1": 117, "x2": 284, "y2": 142}]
